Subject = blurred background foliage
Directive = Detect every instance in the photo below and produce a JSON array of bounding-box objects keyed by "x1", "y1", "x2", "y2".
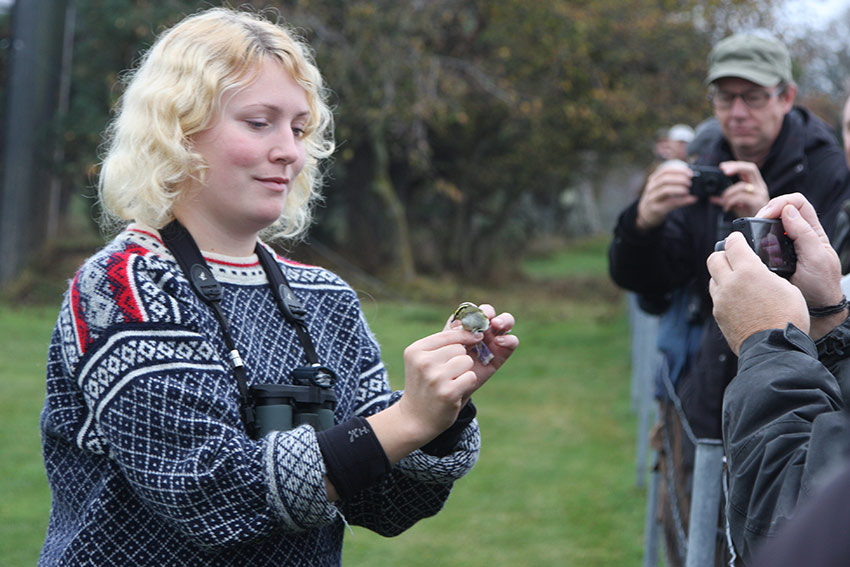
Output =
[{"x1": 1, "y1": 0, "x2": 848, "y2": 288}]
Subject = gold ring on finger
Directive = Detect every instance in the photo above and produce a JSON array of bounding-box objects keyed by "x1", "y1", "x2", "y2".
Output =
[{"x1": 745, "y1": 183, "x2": 754, "y2": 193}]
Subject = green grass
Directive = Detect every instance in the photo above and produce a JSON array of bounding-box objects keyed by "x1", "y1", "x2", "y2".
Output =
[
  {"x1": 0, "y1": 238, "x2": 647, "y2": 566},
  {"x1": 0, "y1": 304, "x2": 59, "y2": 567},
  {"x1": 523, "y1": 235, "x2": 611, "y2": 280},
  {"x1": 346, "y1": 293, "x2": 642, "y2": 566}
]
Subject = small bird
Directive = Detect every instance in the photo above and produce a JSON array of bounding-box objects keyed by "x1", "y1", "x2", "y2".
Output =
[
  {"x1": 451, "y1": 302, "x2": 493, "y2": 364},
  {"x1": 452, "y1": 302, "x2": 490, "y2": 333}
]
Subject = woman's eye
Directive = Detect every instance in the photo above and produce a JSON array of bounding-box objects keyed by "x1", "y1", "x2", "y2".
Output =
[
  {"x1": 246, "y1": 120, "x2": 268, "y2": 129},
  {"x1": 292, "y1": 127, "x2": 306, "y2": 138}
]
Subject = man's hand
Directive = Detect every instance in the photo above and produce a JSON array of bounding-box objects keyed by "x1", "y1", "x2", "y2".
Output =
[
  {"x1": 758, "y1": 194, "x2": 847, "y2": 339},
  {"x1": 707, "y1": 231, "x2": 809, "y2": 355},
  {"x1": 709, "y1": 160, "x2": 770, "y2": 218},
  {"x1": 636, "y1": 160, "x2": 698, "y2": 230}
]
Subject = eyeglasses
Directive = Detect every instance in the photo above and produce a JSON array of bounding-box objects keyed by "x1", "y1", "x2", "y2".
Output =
[{"x1": 709, "y1": 86, "x2": 783, "y2": 110}]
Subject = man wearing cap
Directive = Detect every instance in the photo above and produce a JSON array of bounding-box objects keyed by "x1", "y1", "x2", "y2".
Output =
[
  {"x1": 695, "y1": 90, "x2": 850, "y2": 565},
  {"x1": 611, "y1": 31, "x2": 849, "y2": 438},
  {"x1": 608, "y1": 32, "x2": 850, "y2": 564},
  {"x1": 715, "y1": 91, "x2": 850, "y2": 566}
]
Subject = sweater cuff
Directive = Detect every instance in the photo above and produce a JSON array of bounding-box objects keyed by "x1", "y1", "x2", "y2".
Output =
[
  {"x1": 316, "y1": 417, "x2": 391, "y2": 500},
  {"x1": 265, "y1": 427, "x2": 339, "y2": 530},
  {"x1": 396, "y1": 418, "x2": 481, "y2": 484},
  {"x1": 421, "y1": 401, "x2": 477, "y2": 457}
]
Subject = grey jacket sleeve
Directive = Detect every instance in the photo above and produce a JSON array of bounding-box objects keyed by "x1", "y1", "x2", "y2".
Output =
[{"x1": 722, "y1": 323, "x2": 850, "y2": 562}]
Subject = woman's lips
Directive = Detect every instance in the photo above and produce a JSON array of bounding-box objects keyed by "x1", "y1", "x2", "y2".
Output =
[{"x1": 256, "y1": 176, "x2": 288, "y2": 191}]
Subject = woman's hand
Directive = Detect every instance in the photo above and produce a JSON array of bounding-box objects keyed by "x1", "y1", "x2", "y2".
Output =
[
  {"x1": 444, "y1": 304, "x2": 518, "y2": 401},
  {"x1": 367, "y1": 305, "x2": 518, "y2": 464}
]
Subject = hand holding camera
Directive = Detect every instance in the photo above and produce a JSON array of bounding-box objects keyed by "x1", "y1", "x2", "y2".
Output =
[
  {"x1": 636, "y1": 160, "x2": 766, "y2": 231},
  {"x1": 636, "y1": 160, "x2": 698, "y2": 230},
  {"x1": 708, "y1": 193, "x2": 847, "y2": 352},
  {"x1": 708, "y1": 230, "x2": 808, "y2": 354},
  {"x1": 714, "y1": 218, "x2": 796, "y2": 278},
  {"x1": 692, "y1": 161, "x2": 769, "y2": 218},
  {"x1": 689, "y1": 165, "x2": 736, "y2": 198},
  {"x1": 694, "y1": 161, "x2": 770, "y2": 221},
  {"x1": 757, "y1": 195, "x2": 846, "y2": 340}
]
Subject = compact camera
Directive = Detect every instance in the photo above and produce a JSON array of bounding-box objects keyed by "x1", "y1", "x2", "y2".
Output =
[
  {"x1": 689, "y1": 165, "x2": 736, "y2": 198},
  {"x1": 714, "y1": 217, "x2": 797, "y2": 278},
  {"x1": 249, "y1": 365, "x2": 337, "y2": 438}
]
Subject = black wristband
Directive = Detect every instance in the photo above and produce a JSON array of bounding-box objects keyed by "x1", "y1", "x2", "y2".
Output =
[
  {"x1": 809, "y1": 296, "x2": 849, "y2": 317},
  {"x1": 420, "y1": 401, "x2": 477, "y2": 457},
  {"x1": 316, "y1": 416, "x2": 391, "y2": 500}
]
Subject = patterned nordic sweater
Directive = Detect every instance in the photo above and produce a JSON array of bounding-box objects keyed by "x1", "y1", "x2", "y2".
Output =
[{"x1": 40, "y1": 225, "x2": 480, "y2": 566}]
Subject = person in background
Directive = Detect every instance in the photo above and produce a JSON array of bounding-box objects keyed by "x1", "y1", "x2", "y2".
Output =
[
  {"x1": 667, "y1": 123, "x2": 695, "y2": 162},
  {"x1": 738, "y1": 91, "x2": 850, "y2": 567},
  {"x1": 611, "y1": 32, "x2": 849, "y2": 440},
  {"x1": 609, "y1": 32, "x2": 850, "y2": 565},
  {"x1": 652, "y1": 126, "x2": 674, "y2": 162},
  {"x1": 649, "y1": 123, "x2": 694, "y2": 165},
  {"x1": 687, "y1": 117, "x2": 722, "y2": 162},
  {"x1": 38, "y1": 8, "x2": 519, "y2": 566},
  {"x1": 707, "y1": 192, "x2": 850, "y2": 563}
]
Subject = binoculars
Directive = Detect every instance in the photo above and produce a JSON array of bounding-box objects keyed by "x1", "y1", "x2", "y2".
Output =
[{"x1": 250, "y1": 365, "x2": 337, "y2": 438}]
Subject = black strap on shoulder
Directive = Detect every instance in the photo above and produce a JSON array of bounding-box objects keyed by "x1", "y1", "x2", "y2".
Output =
[
  {"x1": 160, "y1": 219, "x2": 257, "y2": 433},
  {"x1": 159, "y1": 219, "x2": 327, "y2": 435},
  {"x1": 159, "y1": 221, "x2": 225, "y2": 317},
  {"x1": 255, "y1": 244, "x2": 320, "y2": 365}
]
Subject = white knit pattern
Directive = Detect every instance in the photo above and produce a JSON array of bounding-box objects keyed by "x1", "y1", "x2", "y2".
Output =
[{"x1": 40, "y1": 225, "x2": 480, "y2": 566}]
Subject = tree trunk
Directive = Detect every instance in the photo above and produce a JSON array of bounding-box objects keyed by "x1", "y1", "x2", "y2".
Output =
[
  {"x1": 370, "y1": 126, "x2": 415, "y2": 280},
  {"x1": 0, "y1": 0, "x2": 71, "y2": 285}
]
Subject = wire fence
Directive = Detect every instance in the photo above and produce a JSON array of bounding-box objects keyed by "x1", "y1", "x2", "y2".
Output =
[{"x1": 628, "y1": 295, "x2": 736, "y2": 567}]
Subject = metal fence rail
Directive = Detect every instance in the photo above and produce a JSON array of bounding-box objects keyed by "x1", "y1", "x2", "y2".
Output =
[{"x1": 628, "y1": 296, "x2": 733, "y2": 566}]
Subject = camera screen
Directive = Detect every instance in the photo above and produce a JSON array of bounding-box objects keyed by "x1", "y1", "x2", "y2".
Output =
[{"x1": 747, "y1": 220, "x2": 795, "y2": 272}]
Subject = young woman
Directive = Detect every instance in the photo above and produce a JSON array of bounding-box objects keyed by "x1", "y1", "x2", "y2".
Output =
[{"x1": 39, "y1": 8, "x2": 518, "y2": 565}]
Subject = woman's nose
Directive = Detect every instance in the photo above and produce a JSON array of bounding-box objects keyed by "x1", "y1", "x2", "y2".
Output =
[{"x1": 270, "y1": 131, "x2": 299, "y2": 164}]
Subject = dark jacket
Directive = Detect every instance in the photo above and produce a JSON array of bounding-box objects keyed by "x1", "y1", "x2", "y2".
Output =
[
  {"x1": 609, "y1": 106, "x2": 850, "y2": 438},
  {"x1": 723, "y1": 321, "x2": 850, "y2": 563},
  {"x1": 750, "y1": 463, "x2": 850, "y2": 567}
]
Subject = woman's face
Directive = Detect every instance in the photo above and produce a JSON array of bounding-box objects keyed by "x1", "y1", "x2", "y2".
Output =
[{"x1": 181, "y1": 60, "x2": 309, "y2": 247}]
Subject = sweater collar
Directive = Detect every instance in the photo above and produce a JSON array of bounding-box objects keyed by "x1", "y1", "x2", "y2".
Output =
[{"x1": 122, "y1": 223, "x2": 270, "y2": 285}]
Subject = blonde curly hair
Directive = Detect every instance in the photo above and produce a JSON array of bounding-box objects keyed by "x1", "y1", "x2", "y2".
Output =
[{"x1": 98, "y1": 7, "x2": 334, "y2": 240}]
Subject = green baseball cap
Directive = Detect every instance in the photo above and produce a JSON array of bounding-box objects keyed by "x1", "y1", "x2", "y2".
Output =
[{"x1": 705, "y1": 33, "x2": 792, "y2": 86}]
